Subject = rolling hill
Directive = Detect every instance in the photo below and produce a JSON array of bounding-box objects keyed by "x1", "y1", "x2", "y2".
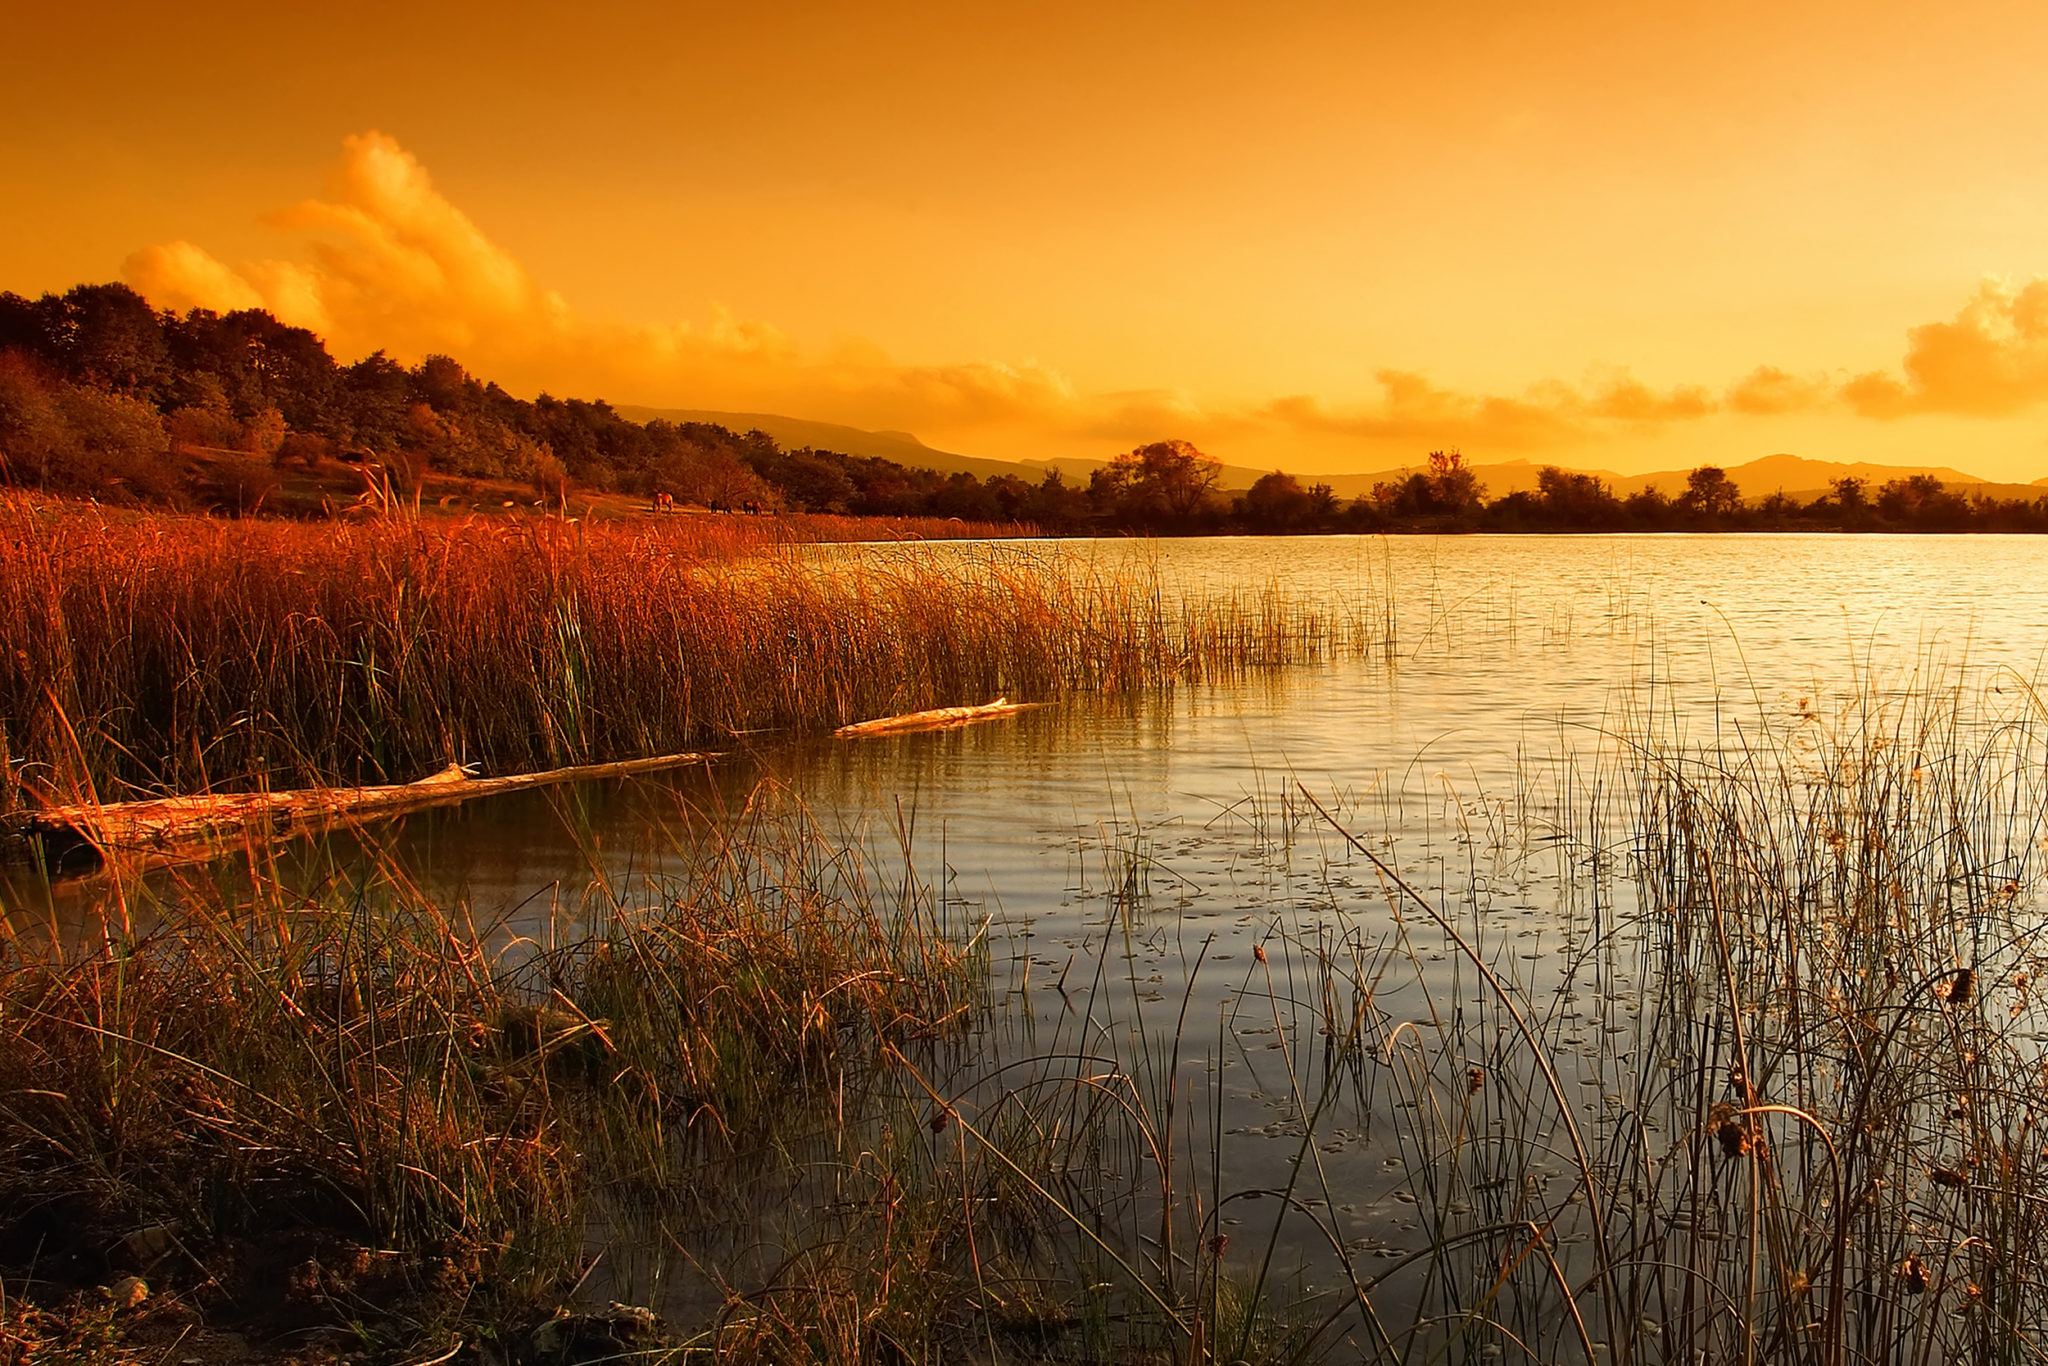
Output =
[
  {"x1": 614, "y1": 407, "x2": 1032, "y2": 481},
  {"x1": 616, "y1": 408, "x2": 2043, "y2": 504}
]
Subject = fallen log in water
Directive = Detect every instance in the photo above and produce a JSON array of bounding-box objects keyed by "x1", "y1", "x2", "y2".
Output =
[
  {"x1": 0, "y1": 752, "x2": 716, "y2": 875},
  {"x1": 834, "y1": 697, "x2": 1041, "y2": 738}
]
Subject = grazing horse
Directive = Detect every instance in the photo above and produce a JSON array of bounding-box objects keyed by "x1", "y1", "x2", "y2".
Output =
[
  {"x1": 742, "y1": 499, "x2": 763, "y2": 515},
  {"x1": 651, "y1": 491, "x2": 675, "y2": 514},
  {"x1": 709, "y1": 499, "x2": 731, "y2": 514}
]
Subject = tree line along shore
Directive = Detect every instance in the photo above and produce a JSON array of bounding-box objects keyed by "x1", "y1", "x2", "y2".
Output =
[{"x1": 7, "y1": 281, "x2": 2048, "y2": 534}]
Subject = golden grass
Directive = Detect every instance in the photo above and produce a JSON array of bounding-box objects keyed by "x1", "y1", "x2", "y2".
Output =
[
  {"x1": 0, "y1": 798, "x2": 985, "y2": 1355},
  {"x1": 0, "y1": 496, "x2": 1356, "y2": 807},
  {"x1": 10, "y1": 665, "x2": 2048, "y2": 1363},
  {"x1": 24, "y1": 498, "x2": 2037, "y2": 1362}
]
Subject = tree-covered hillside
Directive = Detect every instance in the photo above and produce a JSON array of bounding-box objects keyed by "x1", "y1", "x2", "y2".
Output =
[
  {"x1": 0, "y1": 282, "x2": 1096, "y2": 524},
  {"x1": 7, "y1": 281, "x2": 2048, "y2": 534}
]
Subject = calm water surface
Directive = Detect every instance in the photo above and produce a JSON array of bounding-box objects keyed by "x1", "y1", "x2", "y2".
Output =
[
  {"x1": 12, "y1": 532, "x2": 2048, "y2": 1326},
  {"x1": 283, "y1": 531, "x2": 2048, "y2": 926}
]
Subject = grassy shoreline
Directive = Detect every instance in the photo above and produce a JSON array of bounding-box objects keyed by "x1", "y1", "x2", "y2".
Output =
[
  {"x1": 0, "y1": 496, "x2": 1364, "y2": 811},
  {"x1": 6, "y1": 498, "x2": 2046, "y2": 1363},
  {"x1": 6, "y1": 665, "x2": 2047, "y2": 1363},
  {"x1": 1, "y1": 803, "x2": 993, "y2": 1364}
]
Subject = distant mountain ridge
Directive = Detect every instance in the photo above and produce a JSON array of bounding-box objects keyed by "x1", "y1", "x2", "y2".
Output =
[
  {"x1": 616, "y1": 407, "x2": 2044, "y2": 504},
  {"x1": 614, "y1": 407, "x2": 1030, "y2": 481}
]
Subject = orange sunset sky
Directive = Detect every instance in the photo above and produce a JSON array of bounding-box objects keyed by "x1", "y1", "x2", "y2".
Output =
[{"x1": 9, "y1": 0, "x2": 2048, "y2": 479}]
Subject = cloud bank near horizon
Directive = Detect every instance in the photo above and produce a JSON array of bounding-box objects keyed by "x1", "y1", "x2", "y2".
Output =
[{"x1": 124, "y1": 132, "x2": 2048, "y2": 465}]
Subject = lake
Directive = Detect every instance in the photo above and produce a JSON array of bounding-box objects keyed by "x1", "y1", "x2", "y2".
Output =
[{"x1": 12, "y1": 531, "x2": 2048, "y2": 1359}]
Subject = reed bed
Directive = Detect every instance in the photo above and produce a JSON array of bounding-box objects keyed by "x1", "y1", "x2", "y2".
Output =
[
  {"x1": 1245, "y1": 662, "x2": 2048, "y2": 1364},
  {"x1": 0, "y1": 793, "x2": 1339, "y2": 1363},
  {"x1": 679, "y1": 658, "x2": 2048, "y2": 1366},
  {"x1": 12, "y1": 525, "x2": 2046, "y2": 1364},
  {"x1": 10, "y1": 661, "x2": 2048, "y2": 1363},
  {"x1": 0, "y1": 797, "x2": 991, "y2": 1361},
  {"x1": 0, "y1": 497, "x2": 1365, "y2": 807},
  {"x1": 643, "y1": 509, "x2": 1031, "y2": 551}
]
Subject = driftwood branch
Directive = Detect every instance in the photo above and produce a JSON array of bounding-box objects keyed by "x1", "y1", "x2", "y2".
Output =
[
  {"x1": 2, "y1": 752, "x2": 716, "y2": 875},
  {"x1": 834, "y1": 697, "x2": 1041, "y2": 738}
]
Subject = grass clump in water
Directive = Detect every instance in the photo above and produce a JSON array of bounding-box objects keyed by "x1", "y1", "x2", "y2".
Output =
[
  {"x1": 0, "y1": 796, "x2": 986, "y2": 1361},
  {"x1": 1290, "y1": 663, "x2": 2048, "y2": 1363},
  {"x1": 0, "y1": 496, "x2": 1365, "y2": 807}
]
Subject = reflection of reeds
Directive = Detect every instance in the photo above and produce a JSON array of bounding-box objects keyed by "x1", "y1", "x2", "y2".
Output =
[
  {"x1": 1279, "y1": 660, "x2": 2048, "y2": 1363},
  {"x1": 0, "y1": 796, "x2": 987, "y2": 1354},
  {"x1": 852, "y1": 658, "x2": 2048, "y2": 1364},
  {"x1": 13, "y1": 561, "x2": 2045, "y2": 1362},
  {"x1": 0, "y1": 498, "x2": 1368, "y2": 807}
]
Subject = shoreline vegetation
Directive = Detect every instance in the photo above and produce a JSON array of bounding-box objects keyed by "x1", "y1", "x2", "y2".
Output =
[
  {"x1": 0, "y1": 496, "x2": 1369, "y2": 812},
  {"x1": 5, "y1": 661, "x2": 2044, "y2": 1364},
  {"x1": 6, "y1": 279, "x2": 2048, "y2": 1364},
  {"x1": 8, "y1": 282, "x2": 2048, "y2": 535}
]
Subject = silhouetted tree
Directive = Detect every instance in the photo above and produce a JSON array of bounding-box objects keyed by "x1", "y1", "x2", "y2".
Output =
[
  {"x1": 1241, "y1": 470, "x2": 1316, "y2": 531},
  {"x1": 1371, "y1": 450, "x2": 1486, "y2": 524},
  {"x1": 1023, "y1": 469, "x2": 1092, "y2": 532},
  {"x1": 1877, "y1": 475, "x2": 1968, "y2": 529},
  {"x1": 1624, "y1": 484, "x2": 1672, "y2": 525},
  {"x1": 51, "y1": 283, "x2": 171, "y2": 397},
  {"x1": 344, "y1": 353, "x2": 414, "y2": 455},
  {"x1": 1091, "y1": 439, "x2": 1224, "y2": 530},
  {"x1": 1535, "y1": 466, "x2": 1623, "y2": 527},
  {"x1": 1680, "y1": 466, "x2": 1743, "y2": 521}
]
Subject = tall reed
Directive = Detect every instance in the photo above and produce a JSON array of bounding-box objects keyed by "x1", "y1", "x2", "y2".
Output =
[
  {"x1": 0, "y1": 793, "x2": 988, "y2": 1352},
  {"x1": 1279, "y1": 661, "x2": 2048, "y2": 1364},
  {"x1": 20, "y1": 541, "x2": 2045, "y2": 1364},
  {"x1": 0, "y1": 497, "x2": 1364, "y2": 805}
]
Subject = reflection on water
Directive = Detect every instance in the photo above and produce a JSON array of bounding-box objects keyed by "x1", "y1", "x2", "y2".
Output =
[
  {"x1": 10, "y1": 532, "x2": 2048, "y2": 1349},
  {"x1": 15, "y1": 533, "x2": 2046, "y2": 926}
]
